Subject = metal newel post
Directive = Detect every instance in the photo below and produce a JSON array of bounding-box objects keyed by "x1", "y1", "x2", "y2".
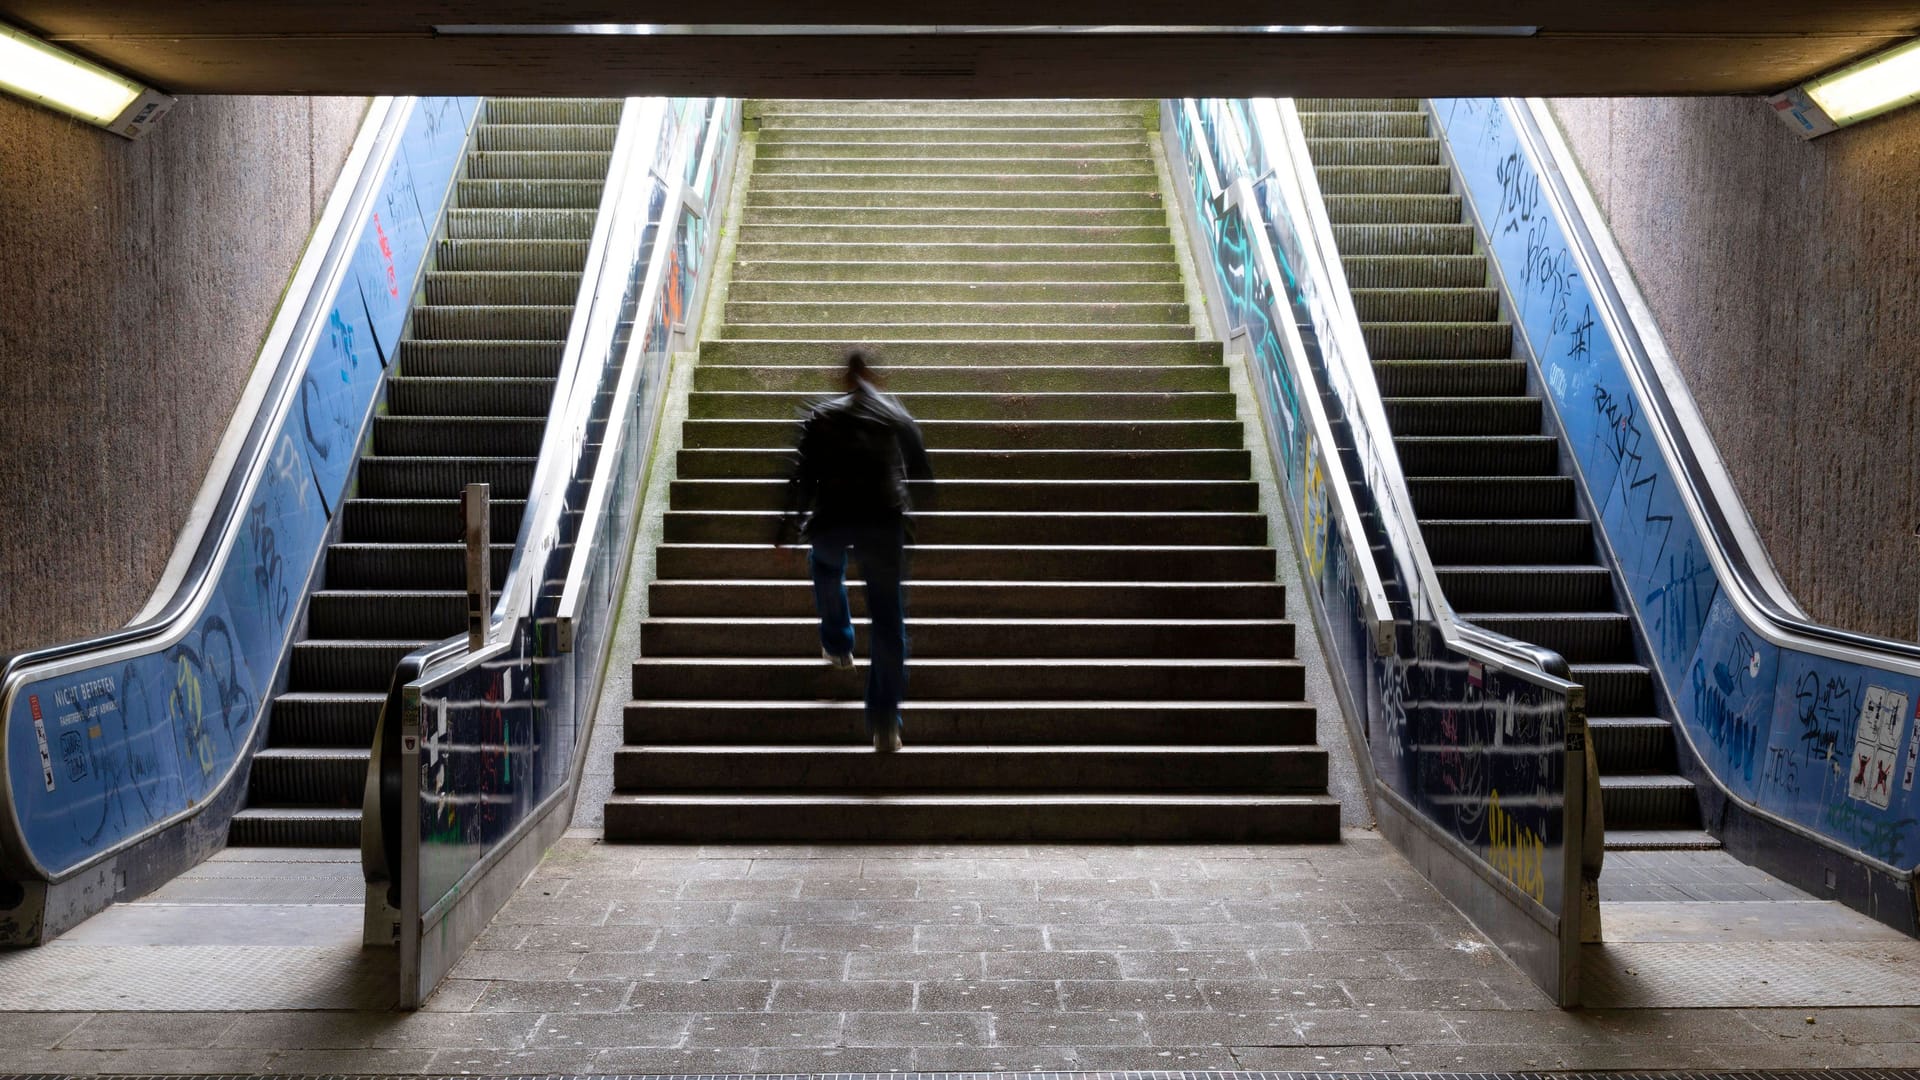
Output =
[{"x1": 462, "y1": 483, "x2": 490, "y2": 651}]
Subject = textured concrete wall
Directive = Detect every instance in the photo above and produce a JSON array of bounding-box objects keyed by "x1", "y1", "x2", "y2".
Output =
[
  {"x1": 0, "y1": 96, "x2": 368, "y2": 655},
  {"x1": 1549, "y1": 97, "x2": 1920, "y2": 642}
]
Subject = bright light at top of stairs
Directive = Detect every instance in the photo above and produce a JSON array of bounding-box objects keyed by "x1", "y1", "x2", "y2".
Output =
[{"x1": 1807, "y1": 36, "x2": 1920, "y2": 125}]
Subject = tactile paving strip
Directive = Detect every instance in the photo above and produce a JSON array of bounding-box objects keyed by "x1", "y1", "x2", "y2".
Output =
[
  {"x1": 1584, "y1": 940, "x2": 1920, "y2": 1007},
  {"x1": 0, "y1": 943, "x2": 395, "y2": 1011}
]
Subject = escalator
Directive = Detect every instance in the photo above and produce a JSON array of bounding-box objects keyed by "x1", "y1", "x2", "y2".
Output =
[
  {"x1": 229, "y1": 99, "x2": 622, "y2": 848},
  {"x1": 1294, "y1": 97, "x2": 1707, "y2": 852}
]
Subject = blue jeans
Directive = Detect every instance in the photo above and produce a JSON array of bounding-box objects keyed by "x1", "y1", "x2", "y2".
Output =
[{"x1": 809, "y1": 524, "x2": 907, "y2": 737}]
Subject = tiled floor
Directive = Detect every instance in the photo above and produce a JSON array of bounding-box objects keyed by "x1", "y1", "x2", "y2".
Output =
[{"x1": 6, "y1": 831, "x2": 1920, "y2": 1074}]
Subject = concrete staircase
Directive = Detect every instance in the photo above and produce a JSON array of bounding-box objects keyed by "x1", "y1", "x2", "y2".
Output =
[
  {"x1": 229, "y1": 99, "x2": 621, "y2": 848},
  {"x1": 1294, "y1": 97, "x2": 1709, "y2": 850},
  {"x1": 603, "y1": 99, "x2": 1340, "y2": 842}
]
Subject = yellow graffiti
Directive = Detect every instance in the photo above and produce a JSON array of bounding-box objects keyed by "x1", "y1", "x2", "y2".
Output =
[
  {"x1": 169, "y1": 658, "x2": 216, "y2": 776},
  {"x1": 1302, "y1": 435, "x2": 1329, "y2": 579},
  {"x1": 1487, "y1": 790, "x2": 1547, "y2": 903}
]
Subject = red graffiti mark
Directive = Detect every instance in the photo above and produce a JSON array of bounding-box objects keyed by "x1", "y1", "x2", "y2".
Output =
[
  {"x1": 1856, "y1": 753, "x2": 1872, "y2": 786},
  {"x1": 665, "y1": 246, "x2": 685, "y2": 326},
  {"x1": 373, "y1": 213, "x2": 399, "y2": 298},
  {"x1": 1877, "y1": 760, "x2": 1893, "y2": 793}
]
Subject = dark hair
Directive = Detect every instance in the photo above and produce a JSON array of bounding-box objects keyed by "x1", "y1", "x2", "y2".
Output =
[{"x1": 844, "y1": 347, "x2": 881, "y2": 391}]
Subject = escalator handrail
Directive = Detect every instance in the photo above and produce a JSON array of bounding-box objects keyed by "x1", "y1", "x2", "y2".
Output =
[
  {"x1": 1509, "y1": 98, "x2": 1920, "y2": 676},
  {"x1": 1245, "y1": 96, "x2": 1576, "y2": 686},
  {"x1": 0, "y1": 97, "x2": 414, "y2": 882}
]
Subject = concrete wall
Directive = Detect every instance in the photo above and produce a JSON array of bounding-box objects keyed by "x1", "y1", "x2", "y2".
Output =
[
  {"x1": 1548, "y1": 97, "x2": 1920, "y2": 642},
  {"x1": 0, "y1": 96, "x2": 368, "y2": 655}
]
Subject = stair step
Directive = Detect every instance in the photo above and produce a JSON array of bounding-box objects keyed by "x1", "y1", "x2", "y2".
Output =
[
  {"x1": 733, "y1": 240, "x2": 1177, "y2": 263},
  {"x1": 694, "y1": 365, "x2": 1221, "y2": 394},
  {"x1": 718, "y1": 322, "x2": 1194, "y2": 342},
  {"x1": 639, "y1": 617, "x2": 1294, "y2": 659},
  {"x1": 688, "y1": 390, "x2": 1234, "y2": 421},
  {"x1": 751, "y1": 172, "x2": 1161, "y2": 192},
  {"x1": 228, "y1": 808, "x2": 361, "y2": 848},
  {"x1": 726, "y1": 280, "x2": 1184, "y2": 303},
  {"x1": 604, "y1": 793, "x2": 1339, "y2": 842},
  {"x1": 653, "y1": 544, "x2": 1275, "y2": 582},
  {"x1": 669, "y1": 478, "x2": 1257, "y2": 512},
  {"x1": 723, "y1": 298, "x2": 1190, "y2": 325},
  {"x1": 757, "y1": 113, "x2": 1147, "y2": 131},
  {"x1": 753, "y1": 157, "x2": 1152, "y2": 177},
  {"x1": 663, "y1": 510, "x2": 1266, "y2": 546},
  {"x1": 747, "y1": 188, "x2": 1163, "y2": 209},
  {"x1": 757, "y1": 138, "x2": 1150, "y2": 160},
  {"x1": 680, "y1": 418, "x2": 1244, "y2": 450},
  {"x1": 676, "y1": 447, "x2": 1249, "y2": 481},
  {"x1": 729, "y1": 258, "x2": 1180, "y2": 283},
  {"x1": 624, "y1": 700, "x2": 1316, "y2": 745},
  {"x1": 698, "y1": 340, "x2": 1219, "y2": 365},
  {"x1": 648, "y1": 579, "x2": 1285, "y2": 619},
  {"x1": 757, "y1": 124, "x2": 1146, "y2": 142},
  {"x1": 741, "y1": 205, "x2": 1166, "y2": 228},
  {"x1": 613, "y1": 745, "x2": 1326, "y2": 793},
  {"x1": 632, "y1": 657, "x2": 1303, "y2": 702}
]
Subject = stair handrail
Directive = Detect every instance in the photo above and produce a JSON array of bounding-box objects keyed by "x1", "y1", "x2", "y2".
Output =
[
  {"x1": 1248, "y1": 97, "x2": 1577, "y2": 685},
  {"x1": 1170, "y1": 99, "x2": 1393, "y2": 655},
  {"x1": 0, "y1": 97, "x2": 433, "y2": 887},
  {"x1": 1509, "y1": 98, "x2": 1920, "y2": 676}
]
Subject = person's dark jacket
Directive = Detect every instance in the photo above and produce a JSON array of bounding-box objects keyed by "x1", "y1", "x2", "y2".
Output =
[{"x1": 778, "y1": 385, "x2": 934, "y2": 542}]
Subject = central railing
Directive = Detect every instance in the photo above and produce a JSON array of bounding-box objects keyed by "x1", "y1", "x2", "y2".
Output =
[
  {"x1": 1166, "y1": 97, "x2": 1596, "y2": 1005},
  {"x1": 360, "y1": 96, "x2": 741, "y2": 1008}
]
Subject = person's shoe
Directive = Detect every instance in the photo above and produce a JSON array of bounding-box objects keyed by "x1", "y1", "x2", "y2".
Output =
[
  {"x1": 822, "y1": 646, "x2": 854, "y2": 669},
  {"x1": 872, "y1": 724, "x2": 902, "y2": 753}
]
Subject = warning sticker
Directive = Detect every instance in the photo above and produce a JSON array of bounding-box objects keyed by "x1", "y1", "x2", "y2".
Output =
[
  {"x1": 1848, "y1": 685, "x2": 1909, "y2": 809},
  {"x1": 28, "y1": 694, "x2": 54, "y2": 792}
]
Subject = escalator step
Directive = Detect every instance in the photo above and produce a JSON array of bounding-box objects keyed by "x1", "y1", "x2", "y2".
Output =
[
  {"x1": 1384, "y1": 397, "x2": 1539, "y2": 436},
  {"x1": 1315, "y1": 165, "x2": 1450, "y2": 196},
  {"x1": 474, "y1": 123, "x2": 618, "y2": 153},
  {"x1": 325, "y1": 543, "x2": 515, "y2": 590},
  {"x1": 1601, "y1": 774, "x2": 1701, "y2": 830},
  {"x1": 1363, "y1": 321, "x2": 1513, "y2": 359},
  {"x1": 373, "y1": 416, "x2": 547, "y2": 456},
  {"x1": 436, "y1": 238, "x2": 592, "y2": 272},
  {"x1": 1420, "y1": 519, "x2": 1593, "y2": 564},
  {"x1": 269, "y1": 692, "x2": 387, "y2": 748},
  {"x1": 386, "y1": 375, "x2": 558, "y2": 417},
  {"x1": 1394, "y1": 435, "x2": 1558, "y2": 475},
  {"x1": 1333, "y1": 224, "x2": 1474, "y2": 256},
  {"x1": 308, "y1": 590, "x2": 471, "y2": 639},
  {"x1": 228, "y1": 808, "x2": 360, "y2": 848},
  {"x1": 1323, "y1": 195, "x2": 1463, "y2": 225},
  {"x1": 248, "y1": 747, "x2": 369, "y2": 806},
  {"x1": 485, "y1": 98, "x2": 622, "y2": 125},
  {"x1": 1406, "y1": 476, "x2": 1573, "y2": 518},
  {"x1": 289, "y1": 640, "x2": 434, "y2": 692},
  {"x1": 1299, "y1": 112, "x2": 1429, "y2": 139},
  {"x1": 456, "y1": 178, "x2": 605, "y2": 209},
  {"x1": 446, "y1": 208, "x2": 600, "y2": 240},
  {"x1": 1572, "y1": 663, "x2": 1656, "y2": 716},
  {"x1": 1590, "y1": 717, "x2": 1680, "y2": 774},
  {"x1": 425, "y1": 270, "x2": 583, "y2": 306},
  {"x1": 340, "y1": 498, "x2": 527, "y2": 543},
  {"x1": 397, "y1": 340, "x2": 565, "y2": 378},
  {"x1": 1304, "y1": 138, "x2": 1439, "y2": 167},
  {"x1": 1341, "y1": 255, "x2": 1486, "y2": 289},
  {"x1": 1458, "y1": 612, "x2": 1634, "y2": 662},
  {"x1": 355, "y1": 457, "x2": 538, "y2": 499},
  {"x1": 465, "y1": 150, "x2": 616, "y2": 180},
  {"x1": 1353, "y1": 288, "x2": 1499, "y2": 323},
  {"x1": 1373, "y1": 359, "x2": 1526, "y2": 396},
  {"x1": 411, "y1": 304, "x2": 573, "y2": 340},
  {"x1": 1434, "y1": 566, "x2": 1615, "y2": 613},
  {"x1": 1296, "y1": 97, "x2": 1422, "y2": 112}
]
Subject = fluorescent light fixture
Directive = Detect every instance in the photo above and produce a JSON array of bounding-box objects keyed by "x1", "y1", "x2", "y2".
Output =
[
  {"x1": 0, "y1": 21, "x2": 174, "y2": 139},
  {"x1": 437, "y1": 23, "x2": 1537, "y2": 37},
  {"x1": 1769, "y1": 36, "x2": 1920, "y2": 139}
]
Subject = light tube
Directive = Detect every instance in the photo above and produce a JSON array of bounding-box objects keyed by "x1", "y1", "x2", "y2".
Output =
[{"x1": 0, "y1": 21, "x2": 174, "y2": 139}]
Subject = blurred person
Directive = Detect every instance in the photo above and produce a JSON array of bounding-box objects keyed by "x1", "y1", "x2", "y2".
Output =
[{"x1": 775, "y1": 349, "x2": 934, "y2": 752}]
